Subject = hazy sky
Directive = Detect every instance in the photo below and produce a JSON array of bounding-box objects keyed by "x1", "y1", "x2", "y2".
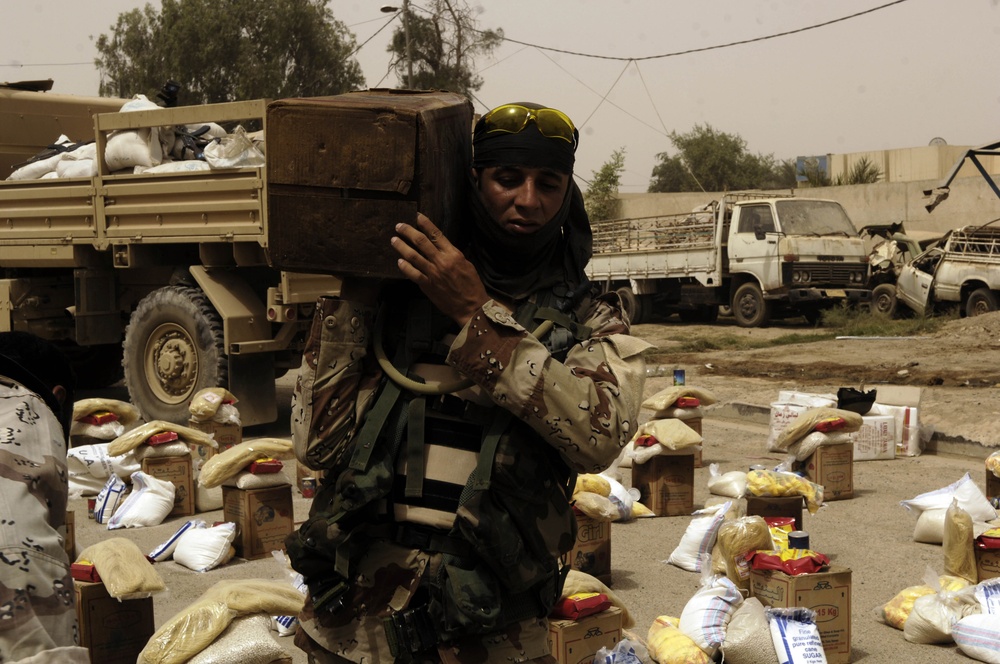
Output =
[{"x1": 3, "y1": 0, "x2": 999, "y2": 193}]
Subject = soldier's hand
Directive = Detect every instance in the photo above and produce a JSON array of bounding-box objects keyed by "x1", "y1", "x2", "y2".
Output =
[{"x1": 391, "y1": 214, "x2": 489, "y2": 326}]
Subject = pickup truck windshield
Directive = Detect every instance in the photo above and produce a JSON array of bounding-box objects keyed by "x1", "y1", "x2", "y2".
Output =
[{"x1": 776, "y1": 200, "x2": 858, "y2": 237}]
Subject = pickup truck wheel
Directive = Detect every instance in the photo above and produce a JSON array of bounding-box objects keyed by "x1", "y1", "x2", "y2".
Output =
[
  {"x1": 615, "y1": 287, "x2": 645, "y2": 325},
  {"x1": 966, "y1": 287, "x2": 999, "y2": 317},
  {"x1": 872, "y1": 284, "x2": 898, "y2": 317},
  {"x1": 123, "y1": 286, "x2": 228, "y2": 424},
  {"x1": 733, "y1": 282, "x2": 772, "y2": 328}
]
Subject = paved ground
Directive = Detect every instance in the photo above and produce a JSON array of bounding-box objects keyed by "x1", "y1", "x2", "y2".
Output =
[{"x1": 69, "y1": 373, "x2": 996, "y2": 663}]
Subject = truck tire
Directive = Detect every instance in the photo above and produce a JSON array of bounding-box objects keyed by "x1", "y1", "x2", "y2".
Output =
[
  {"x1": 965, "y1": 287, "x2": 999, "y2": 317},
  {"x1": 733, "y1": 282, "x2": 772, "y2": 328},
  {"x1": 616, "y1": 287, "x2": 645, "y2": 325},
  {"x1": 872, "y1": 283, "x2": 898, "y2": 317},
  {"x1": 123, "y1": 285, "x2": 228, "y2": 424}
]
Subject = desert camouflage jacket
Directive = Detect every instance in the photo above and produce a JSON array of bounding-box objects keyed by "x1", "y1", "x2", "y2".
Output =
[
  {"x1": 291, "y1": 292, "x2": 650, "y2": 663},
  {"x1": 0, "y1": 378, "x2": 88, "y2": 663}
]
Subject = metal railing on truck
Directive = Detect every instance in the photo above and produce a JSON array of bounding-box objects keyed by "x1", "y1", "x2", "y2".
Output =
[
  {"x1": 945, "y1": 226, "x2": 1000, "y2": 261},
  {"x1": 592, "y1": 209, "x2": 716, "y2": 255}
]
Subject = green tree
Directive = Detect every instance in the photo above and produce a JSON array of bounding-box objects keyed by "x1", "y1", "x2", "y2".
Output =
[
  {"x1": 833, "y1": 156, "x2": 883, "y2": 185},
  {"x1": 585, "y1": 148, "x2": 626, "y2": 221},
  {"x1": 648, "y1": 124, "x2": 782, "y2": 193},
  {"x1": 95, "y1": 0, "x2": 365, "y2": 105},
  {"x1": 387, "y1": 0, "x2": 503, "y2": 95}
]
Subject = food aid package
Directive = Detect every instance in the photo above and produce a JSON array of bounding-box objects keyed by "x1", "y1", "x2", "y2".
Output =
[
  {"x1": 199, "y1": 438, "x2": 294, "y2": 488},
  {"x1": 594, "y1": 640, "x2": 644, "y2": 664},
  {"x1": 188, "y1": 614, "x2": 288, "y2": 664},
  {"x1": 913, "y1": 508, "x2": 948, "y2": 544},
  {"x1": 766, "y1": 607, "x2": 827, "y2": 664},
  {"x1": 629, "y1": 418, "x2": 702, "y2": 459},
  {"x1": 67, "y1": 442, "x2": 140, "y2": 496},
  {"x1": 881, "y1": 572, "x2": 971, "y2": 630},
  {"x1": 679, "y1": 560, "x2": 744, "y2": 658},
  {"x1": 77, "y1": 537, "x2": 165, "y2": 600},
  {"x1": 747, "y1": 549, "x2": 831, "y2": 577},
  {"x1": 901, "y1": 472, "x2": 997, "y2": 523},
  {"x1": 787, "y1": 430, "x2": 853, "y2": 462},
  {"x1": 138, "y1": 580, "x2": 306, "y2": 664},
  {"x1": 107, "y1": 471, "x2": 176, "y2": 530},
  {"x1": 203, "y1": 126, "x2": 266, "y2": 169},
  {"x1": 988, "y1": 451, "x2": 1000, "y2": 480},
  {"x1": 221, "y1": 469, "x2": 292, "y2": 490},
  {"x1": 771, "y1": 407, "x2": 862, "y2": 453},
  {"x1": 109, "y1": 419, "x2": 216, "y2": 456},
  {"x1": 647, "y1": 616, "x2": 711, "y2": 664},
  {"x1": 642, "y1": 385, "x2": 718, "y2": 411},
  {"x1": 270, "y1": 551, "x2": 309, "y2": 637},
  {"x1": 572, "y1": 493, "x2": 618, "y2": 521},
  {"x1": 954, "y1": 614, "x2": 1000, "y2": 664},
  {"x1": 903, "y1": 567, "x2": 980, "y2": 644},
  {"x1": 977, "y1": 578, "x2": 1000, "y2": 615},
  {"x1": 716, "y1": 516, "x2": 774, "y2": 592},
  {"x1": 173, "y1": 522, "x2": 238, "y2": 573},
  {"x1": 133, "y1": 440, "x2": 192, "y2": 461},
  {"x1": 563, "y1": 569, "x2": 635, "y2": 629},
  {"x1": 149, "y1": 520, "x2": 208, "y2": 562},
  {"x1": 722, "y1": 597, "x2": 779, "y2": 664},
  {"x1": 667, "y1": 502, "x2": 732, "y2": 573},
  {"x1": 604, "y1": 474, "x2": 641, "y2": 521},
  {"x1": 746, "y1": 469, "x2": 824, "y2": 514},
  {"x1": 707, "y1": 463, "x2": 748, "y2": 499},
  {"x1": 93, "y1": 473, "x2": 128, "y2": 524},
  {"x1": 575, "y1": 473, "x2": 612, "y2": 497},
  {"x1": 189, "y1": 387, "x2": 239, "y2": 423},
  {"x1": 944, "y1": 499, "x2": 977, "y2": 583}
]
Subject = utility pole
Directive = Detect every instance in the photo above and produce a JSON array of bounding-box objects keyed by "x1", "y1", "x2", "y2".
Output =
[{"x1": 381, "y1": 1, "x2": 413, "y2": 89}]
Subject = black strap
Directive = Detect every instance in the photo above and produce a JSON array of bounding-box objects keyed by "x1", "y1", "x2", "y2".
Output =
[
  {"x1": 404, "y1": 397, "x2": 426, "y2": 498},
  {"x1": 533, "y1": 306, "x2": 592, "y2": 341}
]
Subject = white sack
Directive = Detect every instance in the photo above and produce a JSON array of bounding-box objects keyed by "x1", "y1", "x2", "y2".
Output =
[{"x1": 108, "y1": 471, "x2": 176, "y2": 529}]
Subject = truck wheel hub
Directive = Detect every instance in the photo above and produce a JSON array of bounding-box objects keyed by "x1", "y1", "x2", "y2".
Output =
[{"x1": 146, "y1": 324, "x2": 198, "y2": 402}]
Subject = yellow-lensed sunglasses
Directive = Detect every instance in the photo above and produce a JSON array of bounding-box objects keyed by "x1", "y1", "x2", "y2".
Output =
[{"x1": 481, "y1": 104, "x2": 577, "y2": 147}]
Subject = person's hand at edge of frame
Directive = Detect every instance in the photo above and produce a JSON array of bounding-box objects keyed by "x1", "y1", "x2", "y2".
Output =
[{"x1": 391, "y1": 213, "x2": 490, "y2": 327}]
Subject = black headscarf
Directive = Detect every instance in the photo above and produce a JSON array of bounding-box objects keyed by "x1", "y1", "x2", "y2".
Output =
[{"x1": 467, "y1": 104, "x2": 592, "y2": 304}]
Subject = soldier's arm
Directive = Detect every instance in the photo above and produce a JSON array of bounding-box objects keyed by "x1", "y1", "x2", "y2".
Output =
[
  {"x1": 446, "y1": 293, "x2": 651, "y2": 473},
  {"x1": 291, "y1": 296, "x2": 381, "y2": 471}
]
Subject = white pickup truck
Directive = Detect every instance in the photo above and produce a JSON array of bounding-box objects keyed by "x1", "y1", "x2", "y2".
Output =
[{"x1": 896, "y1": 225, "x2": 1000, "y2": 317}]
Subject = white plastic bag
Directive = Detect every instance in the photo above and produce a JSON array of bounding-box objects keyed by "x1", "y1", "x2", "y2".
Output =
[
  {"x1": 903, "y1": 567, "x2": 980, "y2": 644},
  {"x1": 204, "y1": 127, "x2": 265, "y2": 169},
  {"x1": 767, "y1": 607, "x2": 827, "y2": 664},
  {"x1": 679, "y1": 555, "x2": 744, "y2": 657},
  {"x1": 93, "y1": 473, "x2": 129, "y2": 524},
  {"x1": 901, "y1": 473, "x2": 996, "y2": 523},
  {"x1": 108, "y1": 471, "x2": 176, "y2": 529},
  {"x1": 707, "y1": 463, "x2": 747, "y2": 499},
  {"x1": 667, "y1": 502, "x2": 731, "y2": 573},
  {"x1": 173, "y1": 522, "x2": 237, "y2": 572},
  {"x1": 954, "y1": 614, "x2": 1000, "y2": 663},
  {"x1": 149, "y1": 520, "x2": 208, "y2": 562}
]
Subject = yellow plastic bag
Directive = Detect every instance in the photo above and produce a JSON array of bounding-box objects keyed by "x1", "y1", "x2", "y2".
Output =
[
  {"x1": 199, "y1": 438, "x2": 294, "y2": 488},
  {"x1": 108, "y1": 420, "x2": 216, "y2": 456},
  {"x1": 189, "y1": 387, "x2": 238, "y2": 423},
  {"x1": 642, "y1": 386, "x2": 718, "y2": 411},
  {"x1": 746, "y1": 469, "x2": 825, "y2": 514},
  {"x1": 773, "y1": 407, "x2": 863, "y2": 452},
  {"x1": 882, "y1": 574, "x2": 971, "y2": 630},
  {"x1": 647, "y1": 615, "x2": 711, "y2": 664},
  {"x1": 574, "y1": 474, "x2": 612, "y2": 497}
]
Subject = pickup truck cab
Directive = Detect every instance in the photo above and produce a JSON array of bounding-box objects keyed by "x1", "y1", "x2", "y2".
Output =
[{"x1": 896, "y1": 226, "x2": 1000, "y2": 317}]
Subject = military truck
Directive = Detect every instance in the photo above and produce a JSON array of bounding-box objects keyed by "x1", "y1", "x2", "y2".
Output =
[
  {"x1": 0, "y1": 82, "x2": 339, "y2": 426},
  {"x1": 586, "y1": 193, "x2": 871, "y2": 327}
]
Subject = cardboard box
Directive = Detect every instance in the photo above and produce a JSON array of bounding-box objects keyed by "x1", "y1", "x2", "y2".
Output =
[
  {"x1": 750, "y1": 566, "x2": 852, "y2": 664},
  {"x1": 976, "y1": 539, "x2": 1000, "y2": 582},
  {"x1": 141, "y1": 455, "x2": 194, "y2": 517},
  {"x1": 631, "y1": 451, "x2": 695, "y2": 517},
  {"x1": 266, "y1": 90, "x2": 474, "y2": 278},
  {"x1": 849, "y1": 415, "x2": 896, "y2": 461},
  {"x1": 746, "y1": 495, "x2": 804, "y2": 531},
  {"x1": 800, "y1": 443, "x2": 853, "y2": 500},
  {"x1": 548, "y1": 606, "x2": 622, "y2": 664},
  {"x1": 569, "y1": 513, "x2": 611, "y2": 584},
  {"x1": 223, "y1": 484, "x2": 294, "y2": 560},
  {"x1": 768, "y1": 402, "x2": 810, "y2": 449},
  {"x1": 188, "y1": 418, "x2": 242, "y2": 450},
  {"x1": 868, "y1": 385, "x2": 922, "y2": 457},
  {"x1": 75, "y1": 580, "x2": 155, "y2": 664}
]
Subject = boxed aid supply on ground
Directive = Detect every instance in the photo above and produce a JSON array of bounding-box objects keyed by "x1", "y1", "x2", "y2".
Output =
[{"x1": 547, "y1": 606, "x2": 622, "y2": 664}]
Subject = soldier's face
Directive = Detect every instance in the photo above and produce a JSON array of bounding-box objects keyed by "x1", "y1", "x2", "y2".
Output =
[{"x1": 476, "y1": 166, "x2": 570, "y2": 235}]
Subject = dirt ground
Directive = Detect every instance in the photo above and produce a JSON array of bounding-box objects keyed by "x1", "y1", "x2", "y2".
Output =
[{"x1": 632, "y1": 311, "x2": 1000, "y2": 447}]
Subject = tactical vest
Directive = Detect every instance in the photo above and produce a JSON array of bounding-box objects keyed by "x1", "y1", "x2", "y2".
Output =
[{"x1": 286, "y1": 285, "x2": 592, "y2": 649}]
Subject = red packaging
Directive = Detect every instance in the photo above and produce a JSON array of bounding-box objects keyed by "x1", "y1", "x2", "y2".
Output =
[
  {"x1": 550, "y1": 592, "x2": 612, "y2": 620},
  {"x1": 249, "y1": 459, "x2": 284, "y2": 474},
  {"x1": 976, "y1": 535, "x2": 1000, "y2": 550},
  {"x1": 147, "y1": 431, "x2": 179, "y2": 446},
  {"x1": 71, "y1": 562, "x2": 102, "y2": 583},
  {"x1": 813, "y1": 417, "x2": 847, "y2": 433},
  {"x1": 747, "y1": 550, "x2": 830, "y2": 576},
  {"x1": 634, "y1": 435, "x2": 658, "y2": 448},
  {"x1": 763, "y1": 516, "x2": 797, "y2": 529},
  {"x1": 675, "y1": 396, "x2": 701, "y2": 408},
  {"x1": 78, "y1": 411, "x2": 119, "y2": 425}
]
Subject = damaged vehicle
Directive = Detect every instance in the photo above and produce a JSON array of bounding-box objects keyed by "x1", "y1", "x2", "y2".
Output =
[
  {"x1": 861, "y1": 223, "x2": 943, "y2": 316},
  {"x1": 895, "y1": 224, "x2": 1000, "y2": 317}
]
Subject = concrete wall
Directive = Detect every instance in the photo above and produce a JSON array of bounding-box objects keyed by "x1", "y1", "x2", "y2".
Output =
[
  {"x1": 826, "y1": 145, "x2": 1000, "y2": 184},
  {"x1": 615, "y1": 173, "x2": 1000, "y2": 235}
]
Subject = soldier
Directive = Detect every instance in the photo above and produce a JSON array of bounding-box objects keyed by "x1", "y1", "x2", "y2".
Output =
[
  {"x1": 0, "y1": 331, "x2": 88, "y2": 663},
  {"x1": 289, "y1": 102, "x2": 649, "y2": 663}
]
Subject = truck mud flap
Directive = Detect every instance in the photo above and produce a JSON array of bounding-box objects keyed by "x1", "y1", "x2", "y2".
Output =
[{"x1": 229, "y1": 353, "x2": 276, "y2": 427}]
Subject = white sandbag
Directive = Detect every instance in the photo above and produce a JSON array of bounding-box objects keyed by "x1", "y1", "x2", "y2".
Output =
[
  {"x1": 106, "y1": 127, "x2": 163, "y2": 171},
  {"x1": 722, "y1": 597, "x2": 779, "y2": 664},
  {"x1": 901, "y1": 473, "x2": 997, "y2": 523},
  {"x1": 93, "y1": 473, "x2": 129, "y2": 524},
  {"x1": 108, "y1": 471, "x2": 176, "y2": 529},
  {"x1": 67, "y1": 442, "x2": 140, "y2": 496},
  {"x1": 667, "y1": 502, "x2": 731, "y2": 573},
  {"x1": 56, "y1": 158, "x2": 97, "y2": 178},
  {"x1": 679, "y1": 561, "x2": 744, "y2": 657},
  {"x1": 137, "y1": 160, "x2": 211, "y2": 174},
  {"x1": 174, "y1": 522, "x2": 237, "y2": 572},
  {"x1": 204, "y1": 127, "x2": 265, "y2": 169},
  {"x1": 7, "y1": 135, "x2": 75, "y2": 181},
  {"x1": 149, "y1": 520, "x2": 208, "y2": 562},
  {"x1": 707, "y1": 463, "x2": 747, "y2": 499},
  {"x1": 954, "y1": 614, "x2": 1000, "y2": 663},
  {"x1": 913, "y1": 508, "x2": 947, "y2": 544}
]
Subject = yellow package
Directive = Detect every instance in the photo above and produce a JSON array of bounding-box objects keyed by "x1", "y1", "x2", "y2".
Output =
[
  {"x1": 881, "y1": 575, "x2": 972, "y2": 630},
  {"x1": 988, "y1": 451, "x2": 1000, "y2": 478},
  {"x1": 189, "y1": 387, "x2": 238, "y2": 422},
  {"x1": 572, "y1": 492, "x2": 618, "y2": 521},
  {"x1": 632, "y1": 502, "x2": 655, "y2": 519},
  {"x1": 746, "y1": 469, "x2": 825, "y2": 514},
  {"x1": 574, "y1": 474, "x2": 612, "y2": 497},
  {"x1": 642, "y1": 386, "x2": 718, "y2": 411},
  {"x1": 647, "y1": 616, "x2": 711, "y2": 664}
]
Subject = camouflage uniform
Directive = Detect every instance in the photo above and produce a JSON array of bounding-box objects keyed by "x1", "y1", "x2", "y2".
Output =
[
  {"x1": 291, "y1": 291, "x2": 649, "y2": 663},
  {"x1": 0, "y1": 378, "x2": 88, "y2": 663}
]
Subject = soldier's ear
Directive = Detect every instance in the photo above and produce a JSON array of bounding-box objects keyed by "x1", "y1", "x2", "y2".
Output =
[{"x1": 51, "y1": 385, "x2": 66, "y2": 406}]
